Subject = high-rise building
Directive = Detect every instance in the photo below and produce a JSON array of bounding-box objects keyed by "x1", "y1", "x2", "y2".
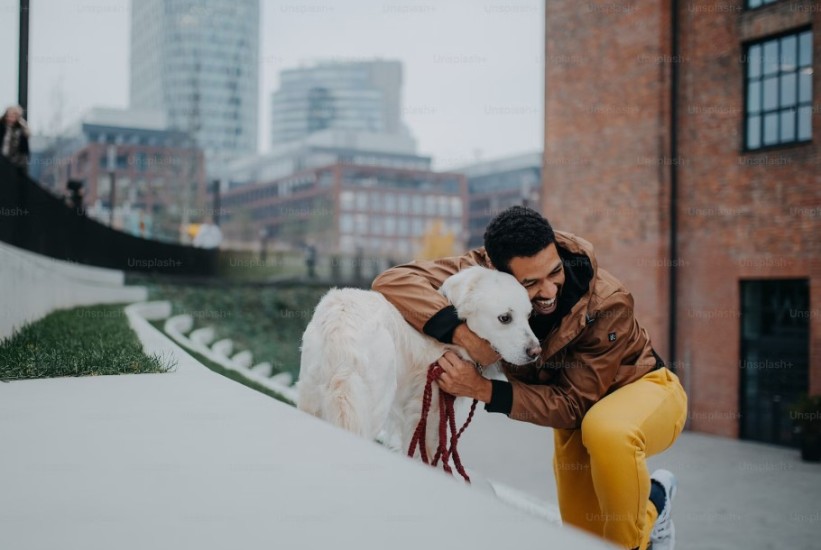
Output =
[
  {"x1": 130, "y1": 0, "x2": 259, "y2": 171},
  {"x1": 542, "y1": 1, "x2": 819, "y2": 445},
  {"x1": 271, "y1": 61, "x2": 405, "y2": 145}
]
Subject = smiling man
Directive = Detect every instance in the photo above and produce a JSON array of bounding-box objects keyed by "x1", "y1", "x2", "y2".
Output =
[{"x1": 372, "y1": 206, "x2": 688, "y2": 550}]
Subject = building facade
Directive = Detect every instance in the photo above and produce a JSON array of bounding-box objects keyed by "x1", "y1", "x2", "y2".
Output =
[
  {"x1": 221, "y1": 163, "x2": 466, "y2": 262},
  {"x1": 455, "y1": 152, "x2": 542, "y2": 248},
  {"x1": 226, "y1": 128, "x2": 426, "y2": 191},
  {"x1": 130, "y1": 0, "x2": 259, "y2": 171},
  {"x1": 543, "y1": 1, "x2": 819, "y2": 444},
  {"x1": 33, "y1": 108, "x2": 206, "y2": 242},
  {"x1": 271, "y1": 61, "x2": 405, "y2": 145}
]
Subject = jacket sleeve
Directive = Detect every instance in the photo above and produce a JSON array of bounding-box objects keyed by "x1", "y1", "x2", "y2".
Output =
[
  {"x1": 502, "y1": 291, "x2": 642, "y2": 429},
  {"x1": 371, "y1": 250, "x2": 488, "y2": 343}
]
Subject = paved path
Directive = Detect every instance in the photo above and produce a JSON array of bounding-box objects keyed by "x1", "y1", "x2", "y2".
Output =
[
  {"x1": 0, "y1": 305, "x2": 611, "y2": 550},
  {"x1": 460, "y1": 409, "x2": 821, "y2": 550}
]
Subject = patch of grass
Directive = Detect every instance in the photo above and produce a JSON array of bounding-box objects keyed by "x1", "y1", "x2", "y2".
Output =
[
  {"x1": 0, "y1": 304, "x2": 173, "y2": 381},
  {"x1": 217, "y1": 249, "x2": 307, "y2": 281}
]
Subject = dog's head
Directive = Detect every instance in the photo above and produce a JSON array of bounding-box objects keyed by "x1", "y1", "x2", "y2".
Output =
[{"x1": 440, "y1": 266, "x2": 541, "y2": 366}]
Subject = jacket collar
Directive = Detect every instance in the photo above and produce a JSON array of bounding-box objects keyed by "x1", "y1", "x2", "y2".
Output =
[{"x1": 535, "y1": 231, "x2": 598, "y2": 361}]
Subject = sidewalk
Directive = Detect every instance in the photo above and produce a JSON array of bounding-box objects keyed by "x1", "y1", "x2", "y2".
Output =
[
  {"x1": 459, "y1": 409, "x2": 821, "y2": 550},
  {"x1": 0, "y1": 304, "x2": 611, "y2": 550}
]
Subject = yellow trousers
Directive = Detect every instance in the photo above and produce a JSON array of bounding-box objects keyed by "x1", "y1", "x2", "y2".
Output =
[{"x1": 553, "y1": 367, "x2": 688, "y2": 549}]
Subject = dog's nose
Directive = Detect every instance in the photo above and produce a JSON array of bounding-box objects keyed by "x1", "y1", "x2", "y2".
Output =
[{"x1": 526, "y1": 344, "x2": 542, "y2": 359}]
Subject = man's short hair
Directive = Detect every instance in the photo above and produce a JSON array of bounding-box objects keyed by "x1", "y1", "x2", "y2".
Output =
[{"x1": 483, "y1": 206, "x2": 556, "y2": 273}]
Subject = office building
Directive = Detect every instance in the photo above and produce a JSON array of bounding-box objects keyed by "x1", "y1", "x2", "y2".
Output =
[
  {"x1": 271, "y1": 60, "x2": 405, "y2": 145},
  {"x1": 455, "y1": 152, "x2": 542, "y2": 248},
  {"x1": 33, "y1": 108, "x2": 206, "y2": 241},
  {"x1": 130, "y1": 0, "x2": 259, "y2": 172}
]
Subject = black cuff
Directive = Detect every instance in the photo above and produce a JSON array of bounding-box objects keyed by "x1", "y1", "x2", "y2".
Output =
[
  {"x1": 484, "y1": 380, "x2": 513, "y2": 415},
  {"x1": 422, "y1": 305, "x2": 462, "y2": 344}
]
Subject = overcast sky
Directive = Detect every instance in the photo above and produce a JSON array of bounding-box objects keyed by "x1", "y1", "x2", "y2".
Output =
[{"x1": 0, "y1": 0, "x2": 543, "y2": 169}]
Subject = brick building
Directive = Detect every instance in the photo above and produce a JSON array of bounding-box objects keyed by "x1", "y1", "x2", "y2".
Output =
[
  {"x1": 33, "y1": 108, "x2": 207, "y2": 242},
  {"x1": 543, "y1": 1, "x2": 819, "y2": 444}
]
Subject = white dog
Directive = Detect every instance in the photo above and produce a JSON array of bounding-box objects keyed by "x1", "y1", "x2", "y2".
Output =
[{"x1": 297, "y1": 266, "x2": 541, "y2": 458}]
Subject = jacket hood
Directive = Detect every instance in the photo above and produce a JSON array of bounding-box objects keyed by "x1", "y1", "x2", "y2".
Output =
[
  {"x1": 553, "y1": 231, "x2": 598, "y2": 313},
  {"x1": 553, "y1": 230, "x2": 598, "y2": 278}
]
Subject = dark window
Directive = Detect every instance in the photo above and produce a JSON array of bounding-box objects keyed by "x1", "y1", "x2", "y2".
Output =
[
  {"x1": 745, "y1": 29, "x2": 813, "y2": 150},
  {"x1": 739, "y1": 279, "x2": 809, "y2": 447}
]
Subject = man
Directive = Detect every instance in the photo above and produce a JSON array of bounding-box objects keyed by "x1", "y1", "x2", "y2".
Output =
[{"x1": 372, "y1": 206, "x2": 687, "y2": 550}]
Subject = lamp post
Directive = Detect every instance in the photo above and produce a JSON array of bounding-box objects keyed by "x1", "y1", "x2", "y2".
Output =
[
  {"x1": 107, "y1": 145, "x2": 116, "y2": 227},
  {"x1": 212, "y1": 179, "x2": 221, "y2": 226},
  {"x1": 18, "y1": 0, "x2": 29, "y2": 113},
  {"x1": 259, "y1": 227, "x2": 269, "y2": 263}
]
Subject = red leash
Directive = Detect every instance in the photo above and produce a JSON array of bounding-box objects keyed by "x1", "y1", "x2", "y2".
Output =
[{"x1": 407, "y1": 362, "x2": 478, "y2": 483}]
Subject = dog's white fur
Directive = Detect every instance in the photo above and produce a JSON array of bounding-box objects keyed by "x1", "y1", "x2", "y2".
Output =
[{"x1": 297, "y1": 266, "x2": 539, "y2": 458}]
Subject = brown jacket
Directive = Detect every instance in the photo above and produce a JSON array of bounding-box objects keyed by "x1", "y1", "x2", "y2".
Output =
[{"x1": 371, "y1": 231, "x2": 660, "y2": 430}]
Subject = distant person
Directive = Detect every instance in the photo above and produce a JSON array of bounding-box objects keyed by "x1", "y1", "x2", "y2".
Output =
[
  {"x1": 0, "y1": 105, "x2": 30, "y2": 173},
  {"x1": 193, "y1": 219, "x2": 222, "y2": 249}
]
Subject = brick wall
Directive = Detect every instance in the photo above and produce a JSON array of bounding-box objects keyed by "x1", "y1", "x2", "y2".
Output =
[{"x1": 543, "y1": 0, "x2": 820, "y2": 438}]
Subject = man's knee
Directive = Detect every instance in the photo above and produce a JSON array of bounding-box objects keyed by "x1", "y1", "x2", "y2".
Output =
[{"x1": 581, "y1": 408, "x2": 642, "y2": 456}]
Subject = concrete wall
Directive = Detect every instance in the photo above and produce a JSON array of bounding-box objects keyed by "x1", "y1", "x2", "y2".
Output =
[{"x1": 0, "y1": 241, "x2": 146, "y2": 339}]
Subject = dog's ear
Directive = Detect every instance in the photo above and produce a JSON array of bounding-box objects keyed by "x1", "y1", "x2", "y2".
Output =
[{"x1": 440, "y1": 267, "x2": 482, "y2": 318}]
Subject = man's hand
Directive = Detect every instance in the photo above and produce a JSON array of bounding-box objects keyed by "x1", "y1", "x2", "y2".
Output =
[
  {"x1": 452, "y1": 324, "x2": 501, "y2": 367},
  {"x1": 437, "y1": 351, "x2": 493, "y2": 403}
]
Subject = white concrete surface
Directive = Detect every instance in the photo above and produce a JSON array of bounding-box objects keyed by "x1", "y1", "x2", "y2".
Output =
[
  {"x1": 0, "y1": 241, "x2": 146, "y2": 338},
  {"x1": 0, "y1": 302, "x2": 613, "y2": 550},
  {"x1": 162, "y1": 310, "x2": 298, "y2": 403},
  {"x1": 459, "y1": 403, "x2": 821, "y2": 550}
]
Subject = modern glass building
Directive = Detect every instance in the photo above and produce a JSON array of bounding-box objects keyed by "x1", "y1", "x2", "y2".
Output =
[
  {"x1": 271, "y1": 61, "x2": 405, "y2": 145},
  {"x1": 130, "y1": 0, "x2": 259, "y2": 171}
]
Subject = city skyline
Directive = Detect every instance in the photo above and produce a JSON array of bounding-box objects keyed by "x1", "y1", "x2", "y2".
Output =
[{"x1": 0, "y1": 0, "x2": 544, "y2": 169}]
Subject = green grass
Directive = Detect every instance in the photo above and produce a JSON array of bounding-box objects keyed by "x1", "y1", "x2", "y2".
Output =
[
  {"x1": 0, "y1": 304, "x2": 173, "y2": 381},
  {"x1": 217, "y1": 249, "x2": 307, "y2": 281},
  {"x1": 144, "y1": 283, "x2": 331, "y2": 379}
]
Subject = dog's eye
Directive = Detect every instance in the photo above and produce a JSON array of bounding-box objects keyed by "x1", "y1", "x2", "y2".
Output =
[{"x1": 498, "y1": 313, "x2": 512, "y2": 324}]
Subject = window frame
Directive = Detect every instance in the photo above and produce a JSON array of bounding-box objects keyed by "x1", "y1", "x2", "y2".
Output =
[
  {"x1": 742, "y1": 26, "x2": 813, "y2": 153},
  {"x1": 745, "y1": 0, "x2": 780, "y2": 11}
]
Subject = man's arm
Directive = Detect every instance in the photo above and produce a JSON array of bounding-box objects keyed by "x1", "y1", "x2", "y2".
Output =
[
  {"x1": 486, "y1": 291, "x2": 642, "y2": 429},
  {"x1": 371, "y1": 250, "x2": 500, "y2": 365}
]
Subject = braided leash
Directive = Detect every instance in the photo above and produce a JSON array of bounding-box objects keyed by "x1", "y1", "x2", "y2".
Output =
[{"x1": 407, "y1": 362, "x2": 478, "y2": 483}]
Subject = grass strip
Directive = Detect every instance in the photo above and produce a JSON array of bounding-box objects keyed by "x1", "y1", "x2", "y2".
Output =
[{"x1": 0, "y1": 304, "x2": 172, "y2": 381}]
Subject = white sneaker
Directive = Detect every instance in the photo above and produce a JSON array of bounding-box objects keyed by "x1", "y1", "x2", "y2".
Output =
[{"x1": 649, "y1": 469, "x2": 677, "y2": 550}]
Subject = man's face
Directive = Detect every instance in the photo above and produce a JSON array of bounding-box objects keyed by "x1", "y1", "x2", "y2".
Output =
[{"x1": 507, "y1": 243, "x2": 565, "y2": 316}]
